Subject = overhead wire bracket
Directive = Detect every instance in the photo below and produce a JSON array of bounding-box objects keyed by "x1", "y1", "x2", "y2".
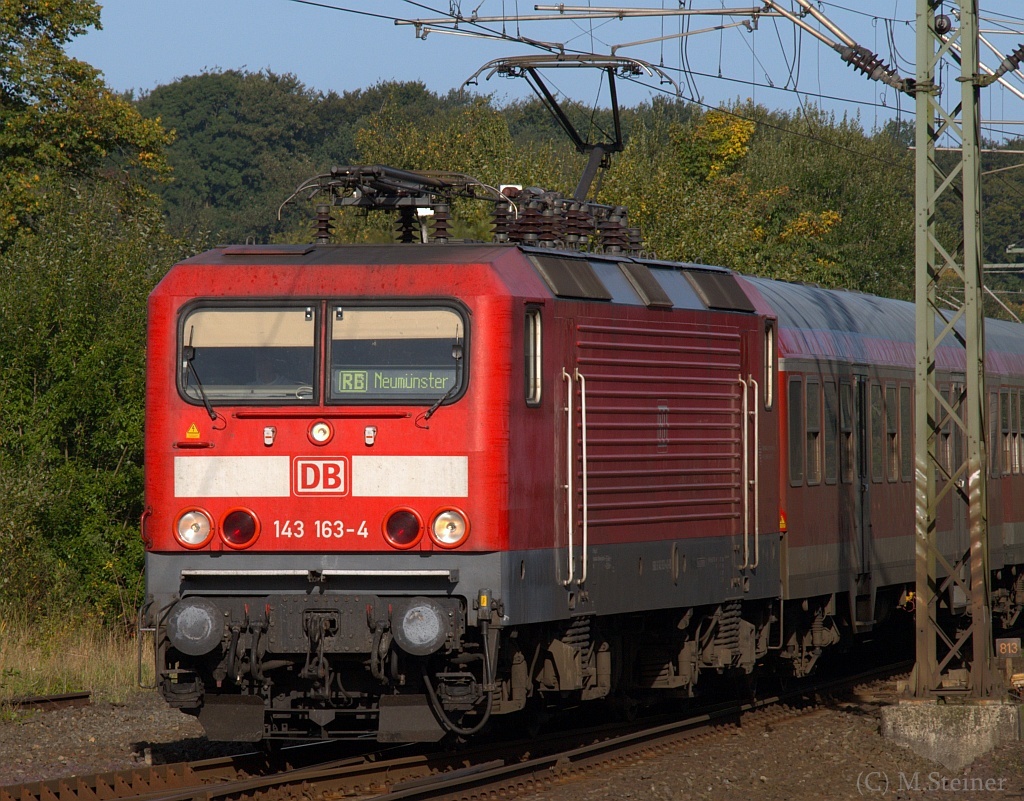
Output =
[{"x1": 760, "y1": 0, "x2": 914, "y2": 94}]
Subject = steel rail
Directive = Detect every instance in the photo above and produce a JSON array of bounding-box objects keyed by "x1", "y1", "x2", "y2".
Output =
[
  {"x1": 5, "y1": 692, "x2": 91, "y2": 711},
  {"x1": 1, "y1": 659, "x2": 912, "y2": 801},
  {"x1": 371, "y1": 660, "x2": 915, "y2": 801}
]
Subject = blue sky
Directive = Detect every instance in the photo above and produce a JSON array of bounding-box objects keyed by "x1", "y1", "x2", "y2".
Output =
[{"x1": 69, "y1": 2, "x2": 1024, "y2": 134}]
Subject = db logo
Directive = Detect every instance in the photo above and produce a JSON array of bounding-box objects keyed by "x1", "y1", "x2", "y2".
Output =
[{"x1": 293, "y1": 458, "x2": 348, "y2": 495}]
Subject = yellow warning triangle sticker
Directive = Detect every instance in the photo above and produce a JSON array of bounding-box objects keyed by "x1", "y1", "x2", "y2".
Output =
[{"x1": 186, "y1": 423, "x2": 201, "y2": 439}]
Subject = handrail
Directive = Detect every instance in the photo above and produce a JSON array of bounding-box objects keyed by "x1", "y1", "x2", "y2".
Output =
[
  {"x1": 577, "y1": 368, "x2": 589, "y2": 585},
  {"x1": 749, "y1": 374, "x2": 760, "y2": 570},
  {"x1": 562, "y1": 368, "x2": 575, "y2": 586},
  {"x1": 739, "y1": 376, "x2": 750, "y2": 569}
]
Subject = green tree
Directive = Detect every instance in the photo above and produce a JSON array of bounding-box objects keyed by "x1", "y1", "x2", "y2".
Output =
[
  {"x1": 980, "y1": 138, "x2": 1024, "y2": 265},
  {"x1": 137, "y1": 70, "x2": 327, "y2": 243},
  {"x1": 742, "y1": 105, "x2": 914, "y2": 298},
  {"x1": 601, "y1": 108, "x2": 781, "y2": 271},
  {"x1": 317, "y1": 81, "x2": 477, "y2": 165},
  {"x1": 0, "y1": 179, "x2": 183, "y2": 625},
  {"x1": 0, "y1": 1, "x2": 179, "y2": 626},
  {"x1": 307, "y1": 94, "x2": 581, "y2": 243},
  {"x1": 137, "y1": 75, "x2": 479, "y2": 244},
  {"x1": 0, "y1": 0, "x2": 169, "y2": 249},
  {"x1": 602, "y1": 103, "x2": 914, "y2": 298}
]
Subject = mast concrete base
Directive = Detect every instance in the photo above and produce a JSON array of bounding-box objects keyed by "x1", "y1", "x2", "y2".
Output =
[{"x1": 880, "y1": 699, "x2": 1020, "y2": 772}]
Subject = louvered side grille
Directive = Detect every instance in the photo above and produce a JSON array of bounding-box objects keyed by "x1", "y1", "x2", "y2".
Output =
[{"x1": 574, "y1": 321, "x2": 743, "y2": 537}]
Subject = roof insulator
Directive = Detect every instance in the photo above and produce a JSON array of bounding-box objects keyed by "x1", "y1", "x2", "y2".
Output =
[{"x1": 313, "y1": 204, "x2": 334, "y2": 244}]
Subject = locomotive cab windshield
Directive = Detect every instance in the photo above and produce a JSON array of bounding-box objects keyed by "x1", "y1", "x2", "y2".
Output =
[
  {"x1": 177, "y1": 303, "x2": 468, "y2": 407},
  {"x1": 328, "y1": 306, "x2": 465, "y2": 404},
  {"x1": 180, "y1": 305, "x2": 317, "y2": 403}
]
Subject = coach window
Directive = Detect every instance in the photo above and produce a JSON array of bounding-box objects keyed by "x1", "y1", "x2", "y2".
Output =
[
  {"x1": 179, "y1": 305, "x2": 317, "y2": 404},
  {"x1": 991, "y1": 392, "x2": 1000, "y2": 477},
  {"x1": 1007, "y1": 391, "x2": 1015, "y2": 473},
  {"x1": 1012, "y1": 391, "x2": 1020, "y2": 474},
  {"x1": 1016, "y1": 391, "x2": 1023, "y2": 473},
  {"x1": 871, "y1": 383, "x2": 884, "y2": 483},
  {"x1": 1018, "y1": 391, "x2": 1024, "y2": 474},
  {"x1": 764, "y1": 321, "x2": 776, "y2": 410},
  {"x1": 824, "y1": 381, "x2": 838, "y2": 484},
  {"x1": 937, "y1": 387, "x2": 949, "y2": 479},
  {"x1": 806, "y1": 379, "x2": 822, "y2": 485},
  {"x1": 947, "y1": 384, "x2": 966, "y2": 480},
  {"x1": 840, "y1": 382, "x2": 854, "y2": 484},
  {"x1": 952, "y1": 385, "x2": 965, "y2": 478},
  {"x1": 1001, "y1": 390, "x2": 1012, "y2": 475},
  {"x1": 789, "y1": 378, "x2": 804, "y2": 485},
  {"x1": 525, "y1": 307, "x2": 542, "y2": 406},
  {"x1": 886, "y1": 384, "x2": 899, "y2": 482},
  {"x1": 900, "y1": 385, "x2": 912, "y2": 481}
]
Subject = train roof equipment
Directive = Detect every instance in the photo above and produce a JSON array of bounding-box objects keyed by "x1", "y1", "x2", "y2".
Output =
[{"x1": 280, "y1": 164, "x2": 645, "y2": 255}]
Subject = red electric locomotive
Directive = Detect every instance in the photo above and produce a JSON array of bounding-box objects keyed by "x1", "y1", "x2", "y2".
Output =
[{"x1": 141, "y1": 166, "x2": 1024, "y2": 742}]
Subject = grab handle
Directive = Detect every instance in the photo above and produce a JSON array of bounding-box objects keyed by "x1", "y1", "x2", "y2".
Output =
[
  {"x1": 562, "y1": 368, "x2": 575, "y2": 586},
  {"x1": 739, "y1": 376, "x2": 751, "y2": 569},
  {"x1": 748, "y1": 374, "x2": 760, "y2": 570},
  {"x1": 576, "y1": 368, "x2": 589, "y2": 585}
]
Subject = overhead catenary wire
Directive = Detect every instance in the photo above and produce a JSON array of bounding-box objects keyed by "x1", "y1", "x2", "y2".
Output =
[
  {"x1": 293, "y1": 1, "x2": 1024, "y2": 136},
  {"x1": 292, "y1": 0, "x2": 1024, "y2": 168},
  {"x1": 280, "y1": 1, "x2": 1024, "y2": 295}
]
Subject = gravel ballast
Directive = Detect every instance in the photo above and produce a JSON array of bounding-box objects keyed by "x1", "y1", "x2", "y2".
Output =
[{"x1": 4, "y1": 690, "x2": 1024, "y2": 799}]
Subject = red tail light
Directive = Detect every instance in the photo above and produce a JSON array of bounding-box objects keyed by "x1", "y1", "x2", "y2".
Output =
[
  {"x1": 221, "y1": 508, "x2": 260, "y2": 549},
  {"x1": 384, "y1": 508, "x2": 422, "y2": 549}
]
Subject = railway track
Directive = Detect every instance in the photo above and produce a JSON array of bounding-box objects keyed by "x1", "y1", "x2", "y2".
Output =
[
  {"x1": 0, "y1": 660, "x2": 911, "y2": 801},
  {"x1": 4, "y1": 692, "x2": 91, "y2": 712}
]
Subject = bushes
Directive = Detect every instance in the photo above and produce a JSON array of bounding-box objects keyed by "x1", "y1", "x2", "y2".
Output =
[
  {"x1": 0, "y1": 178, "x2": 184, "y2": 627},
  {"x1": 0, "y1": 1, "x2": 179, "y2": 629}
]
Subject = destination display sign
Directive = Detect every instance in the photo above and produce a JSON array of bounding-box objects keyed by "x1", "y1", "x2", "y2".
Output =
[{"x1": 333, "y1": 368, "x2": 456, "y2": 396}]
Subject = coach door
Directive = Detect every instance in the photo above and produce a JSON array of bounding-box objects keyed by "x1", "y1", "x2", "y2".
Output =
[
  {"x1": 855, "y1": 374, "x2": 873, "y2": 575},
  {"x1": 836, "y1": 371, "x2": 871, "y2": 628},
  {"x1": 839, "y1": 371, "x2": 872, "y2": 581}
]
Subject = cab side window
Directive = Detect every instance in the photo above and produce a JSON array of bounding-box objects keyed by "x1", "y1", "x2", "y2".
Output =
[{"x1": 525, "y1": 308, "x2": 542, "y2": 406}]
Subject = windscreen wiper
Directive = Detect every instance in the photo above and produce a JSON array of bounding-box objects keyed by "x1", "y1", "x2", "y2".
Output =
[
  {"x1": 423, "y1": 381, "x2": 459, "y2": 422},
  {"x1": 183, "y1": 327, "x2": 218, "y2": 421},
  {"x1": 423, "y1": 339, "x2": 464, "y2": 422}
]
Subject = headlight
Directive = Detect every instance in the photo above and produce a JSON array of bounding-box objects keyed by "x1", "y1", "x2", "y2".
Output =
[
  {"x1": 166, "y1": 598, "x2": 223, "y2": 656},
  {"x1": 392, "y1": 597, "x2": 449, "y2": 656},
  {"x1": 220, "y1": 508, "x2": 260, "y2": 549},
  {"x1": 308, "y1": 420, "x2": 333, "y2": 445},
  {"x1": 430, "y1": 508, "x2": 469, "y2": 548},
  {"x1": 175, "y1": 509, "x2": 213, "y2": 549},
  {"x1": 384, "y1": 508, "x2": 422, "y2": 549}
]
